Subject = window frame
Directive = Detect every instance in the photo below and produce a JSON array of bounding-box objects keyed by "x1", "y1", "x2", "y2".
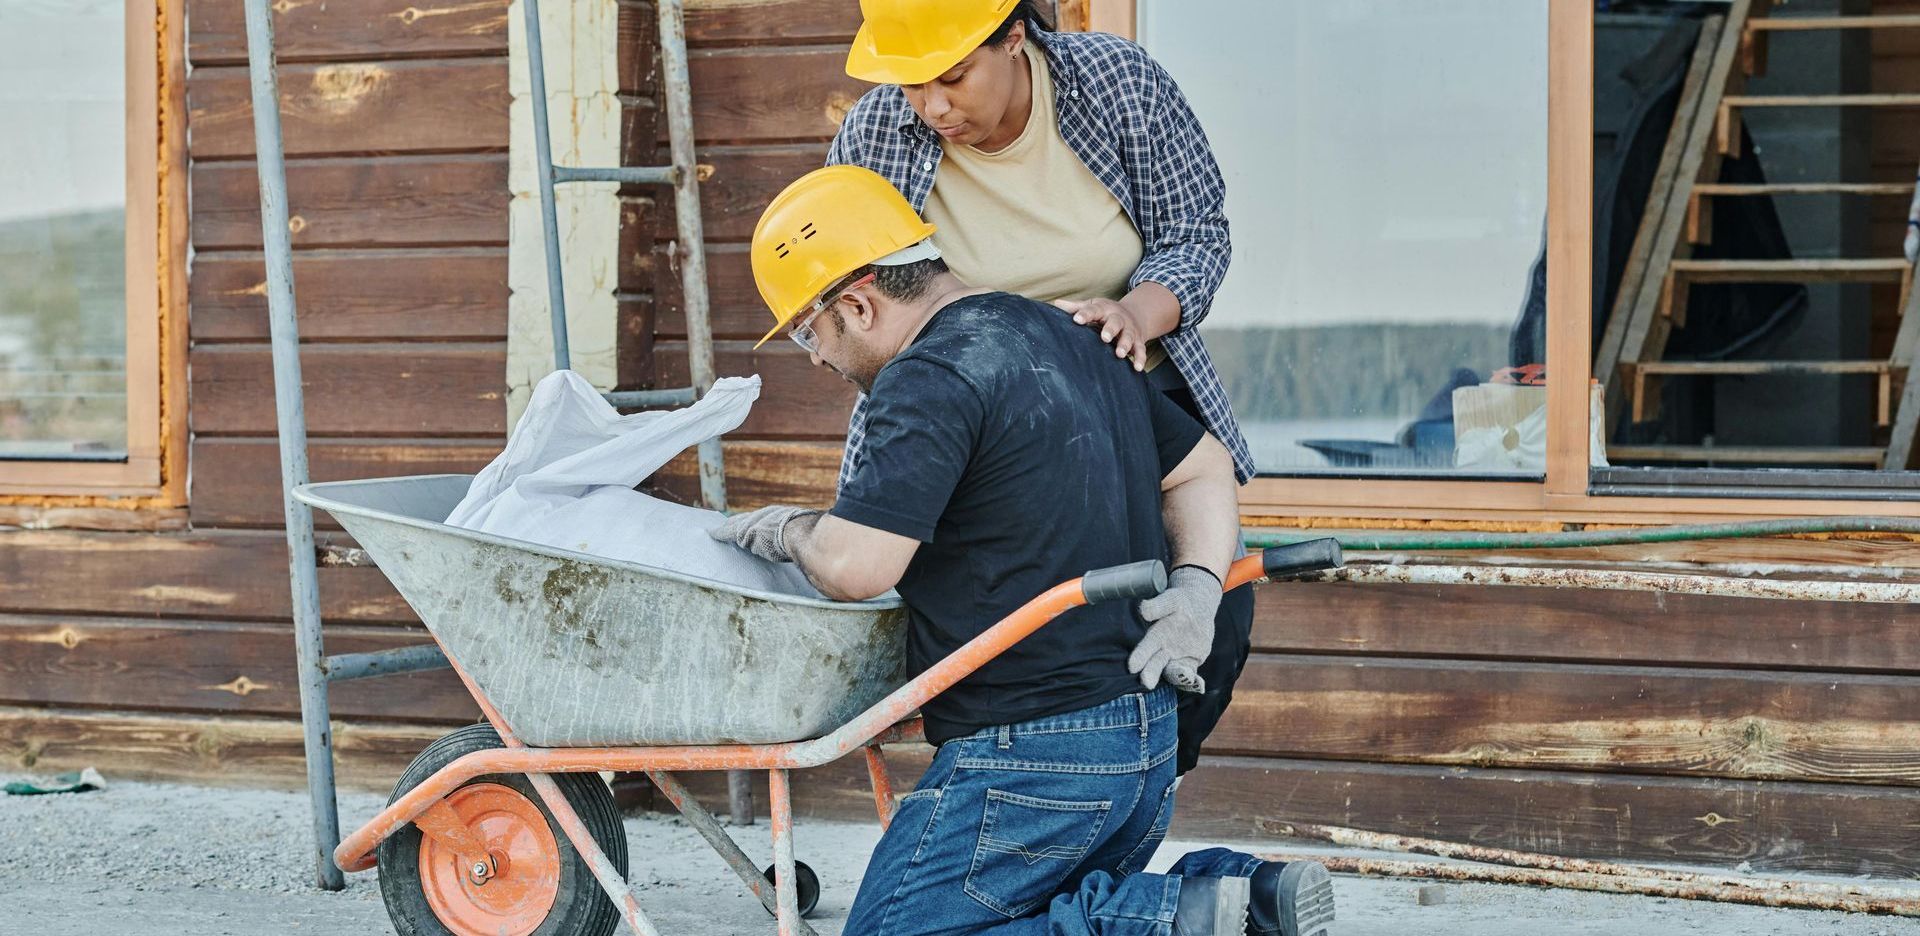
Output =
[
  {"x1": 0, "y1": 0, "x2": 188, "y2": 505},
  {"x1": 1108, "y1": 0, "x2": 1920, "y2": 523}
]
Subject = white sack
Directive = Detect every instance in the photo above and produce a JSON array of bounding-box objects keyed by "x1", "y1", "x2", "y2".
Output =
[
  {"x1": 448, "y1": 370, "x2": 817, "y2": 597},
  {"x1": 1455, "y1": 404, "x2": 1548, "y2": 472}
]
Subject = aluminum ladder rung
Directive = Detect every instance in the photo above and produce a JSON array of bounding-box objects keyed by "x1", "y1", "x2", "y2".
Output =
[
  {"x1": 322, "y1": 644, "x2": 451, "y2": 682},
  {"x1": 554, "y1": 165, "x2": 677, "y2": 186},
  {"x1": 603, "y1": 386, "x2": 698, "y2": 408}
]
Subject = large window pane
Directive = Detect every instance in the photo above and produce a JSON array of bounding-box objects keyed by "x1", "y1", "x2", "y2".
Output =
[
  {"x1": 1140, "y1": 1, "x2": 1549, "y2": 477},
  {"x1": 0, "y1": 0, "x2": 127, "y2": 460},
  {"x1": 1590, "y1": 3, "x2": 1920, "y2": 482}
]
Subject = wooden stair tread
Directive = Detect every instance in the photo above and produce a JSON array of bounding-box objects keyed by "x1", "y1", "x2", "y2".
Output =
[
  {"x1": 1747, "y1": 14, "x2": 1920, "y2": 32},
  {"x1": 1630, "y1": 360, "x2": 1894, "y2": 376},
  {"x1": 1667, "y1": 258, "x2": 1911, "y2": 283},
  {"x1": 1692, "y1": 182, "x2": 1914, "y2": 196},
  {"x1": 1722, "y1": 93, "x2": 1920, "y2": 107},
  {"x1": 1608, "y1": 445, "x2": 1887, "y2": 465}
]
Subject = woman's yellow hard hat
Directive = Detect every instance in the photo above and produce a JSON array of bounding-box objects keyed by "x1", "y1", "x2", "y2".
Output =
[
  {"x1": 846, "y1": 0, "x2": 1020, "y2": 86},
  {"x1": 750, "y1": 165, "x2": 939, "y2": 348}
]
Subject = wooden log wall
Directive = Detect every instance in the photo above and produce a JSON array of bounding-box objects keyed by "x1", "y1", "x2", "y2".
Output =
[
  {"x1": 2, "y1": 0, "x2": 1920, "y2": 882},
  {"x1": 0, "y1": 0, "x2": 510, "y2": 761}
]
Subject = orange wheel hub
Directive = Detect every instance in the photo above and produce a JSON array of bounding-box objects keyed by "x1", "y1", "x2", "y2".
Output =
[{"x1": 418, "y1": 782, "x2": 561, "y2": 936}]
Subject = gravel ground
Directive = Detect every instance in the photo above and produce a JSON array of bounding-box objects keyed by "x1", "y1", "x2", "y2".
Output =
[{"x1": 2, "y1": 773, "x2": 1916, "y2": 936}]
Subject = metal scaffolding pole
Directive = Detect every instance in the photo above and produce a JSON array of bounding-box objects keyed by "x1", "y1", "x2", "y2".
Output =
[{"x1": 239, "y1": 0, "x2": 340, "y2": 891}]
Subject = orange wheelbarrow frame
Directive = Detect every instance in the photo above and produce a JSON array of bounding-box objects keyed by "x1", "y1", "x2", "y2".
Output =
[{"x1": 336, "y1": 548, "x2": 1322, "y2": 936}]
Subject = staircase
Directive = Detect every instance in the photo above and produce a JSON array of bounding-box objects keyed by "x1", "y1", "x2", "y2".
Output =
[{"x1": 1595, "y1": 0, "x2": 1920, "y2": 471}]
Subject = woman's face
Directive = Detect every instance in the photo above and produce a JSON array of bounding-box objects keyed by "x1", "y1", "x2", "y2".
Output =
[{"x1": 900, "y1": 23, "x2": 1028, "y2": 150}]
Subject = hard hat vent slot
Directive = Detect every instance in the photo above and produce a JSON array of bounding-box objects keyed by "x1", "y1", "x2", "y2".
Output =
[{"x1": 801, "y1": 222, "x2": 818, "y2": 240}]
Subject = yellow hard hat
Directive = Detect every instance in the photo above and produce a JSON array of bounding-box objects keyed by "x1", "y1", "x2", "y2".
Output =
[
  {"x1": 750, "y1": 165, "x2": 939, "y2": 348},
  {"x1": 846, "y1": 0, "x2": 1021, "y2": 86}
]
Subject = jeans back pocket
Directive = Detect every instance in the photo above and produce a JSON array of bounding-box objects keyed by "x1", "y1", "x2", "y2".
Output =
[{"x1": 963, "y1": 789, "x2": 1112, "y2": 918}]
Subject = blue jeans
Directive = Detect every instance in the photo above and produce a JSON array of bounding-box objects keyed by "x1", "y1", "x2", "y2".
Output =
[{"x1": 845, "y1": 688, "x2": 1264, "y2": 935}]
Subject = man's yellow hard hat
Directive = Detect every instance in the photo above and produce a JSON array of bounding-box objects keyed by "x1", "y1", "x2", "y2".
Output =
[
  {"x1": 750, "y1": 165, "x2": 938, "y2": 348},
  {"x1": 846, "y1": 0, "x2": 1020, "y2": 86}
]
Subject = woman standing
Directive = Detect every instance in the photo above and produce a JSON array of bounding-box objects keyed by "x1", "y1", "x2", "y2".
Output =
[{"x1": 829, "y1": 0, "x2": 1255, "y2": 777}]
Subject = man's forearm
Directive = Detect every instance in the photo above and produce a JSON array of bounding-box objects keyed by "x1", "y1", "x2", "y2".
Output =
[
  {"x1": 780, "y1": 510, "x2": 916, "y2": 602},
  {"x1": 1160, "y1": 437, "x2": 1239, "y2": 582},
  {"x1": 779, "y1": 511, "x2": 846, "y2": 598}
]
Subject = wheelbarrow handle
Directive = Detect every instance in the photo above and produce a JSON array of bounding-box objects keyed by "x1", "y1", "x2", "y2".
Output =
[
  {"x1": 1081, "y1": 560, "x2": 1168, "y2": 604},
  {"x1": 1261, "y1": 537, "x2": 1344, "y2": 578},
  {"x1": 1224, "y1": 537, "x2": 1345, "y2": 591}
]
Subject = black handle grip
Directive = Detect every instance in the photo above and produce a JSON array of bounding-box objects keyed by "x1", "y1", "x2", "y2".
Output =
[
  {"x1": 1082, "y1": 560, "x2": 1168, "y2": 604},
  {"x1": 1260, "y1": 538, "x2": 1344, "y2": 578}
]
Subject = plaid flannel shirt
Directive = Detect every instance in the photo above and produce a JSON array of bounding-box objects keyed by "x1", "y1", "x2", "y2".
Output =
[{"x1": 825, "y1": 28, "x2": 1256, "y2": 486}]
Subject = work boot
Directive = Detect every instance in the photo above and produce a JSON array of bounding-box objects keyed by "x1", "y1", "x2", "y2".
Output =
[
  {"x1": 1172, "y1": 876, "x2": 1251, "y2": 935},
  {"x1": 1247, "y1": 860, "x2": 1335, "y2": 936}
]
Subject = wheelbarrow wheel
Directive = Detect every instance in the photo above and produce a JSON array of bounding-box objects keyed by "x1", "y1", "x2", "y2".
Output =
[
  {"x1": 377, "y1": 724, "x2": 629, "y2": 936},
  {"x1": 760, "y1": 860, "x2": 821, "y2": 918}
]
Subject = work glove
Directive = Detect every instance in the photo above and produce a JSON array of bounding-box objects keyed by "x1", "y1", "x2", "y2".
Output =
[
  {"x1": 1128, "y1": 566, "x2": 1222, "y2": 694},
  {"x1": 708, "y1": 505, "x2": 819, "y2": 563}
]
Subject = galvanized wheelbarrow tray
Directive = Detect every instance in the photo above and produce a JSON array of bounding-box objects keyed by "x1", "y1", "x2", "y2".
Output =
[
  {"x1": 299, "y1": 474, "x2": 909, "y2": 748},
  {"x1": 297, "y1": 472, "x2": 1339, "y2": 936}
]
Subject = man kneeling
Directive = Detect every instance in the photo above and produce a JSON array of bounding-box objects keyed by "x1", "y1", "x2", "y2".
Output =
[{"x1": 712, "y1": 165, "x2": 1334, "y2": 936}]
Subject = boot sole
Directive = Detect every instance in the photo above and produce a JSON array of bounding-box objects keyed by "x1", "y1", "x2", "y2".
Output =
[{"x1": 1274, "y1": 861, "x2": 1336, "y2": 936}]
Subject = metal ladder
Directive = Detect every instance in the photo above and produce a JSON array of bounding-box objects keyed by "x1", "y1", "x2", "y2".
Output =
[
  {"x1": 242, "y1": 0, "x2": 729, "y2": 891},
  {"x1": 525, "y1": 0, "x2": 727, "y2": 505}
]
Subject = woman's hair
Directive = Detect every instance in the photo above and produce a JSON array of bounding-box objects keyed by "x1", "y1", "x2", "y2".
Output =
[{"x1": 986, "y1": 1, "x2": 1054, "y2": 46}]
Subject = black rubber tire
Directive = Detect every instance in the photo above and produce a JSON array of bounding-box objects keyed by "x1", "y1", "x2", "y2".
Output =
[
  {"x1": 760, "y1": 860, "x2": 821, "y2": 919},
  {"x1": 376, "y1": 724, "x2": 629, "y2": 936}
]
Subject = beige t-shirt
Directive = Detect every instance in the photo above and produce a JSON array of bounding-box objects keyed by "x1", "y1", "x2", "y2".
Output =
[{"x1": 924, "y1": 41, "x2": 1164, "y2": 369}]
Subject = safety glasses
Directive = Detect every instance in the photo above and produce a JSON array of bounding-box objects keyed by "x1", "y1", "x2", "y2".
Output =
[{"x1": 789, "y1": 272, "x2": 875, "y2": 354}]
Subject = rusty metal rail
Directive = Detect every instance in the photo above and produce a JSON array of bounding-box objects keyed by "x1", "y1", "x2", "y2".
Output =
[
  {"x1": 1258, "y1": 853, "x2": 1920, "y2": 917},
  {"x1": 1284, "y1": 562, "x2": 1920, "y2": 603},
  {"x1": 1261, "y1": 823, "x2": 1920, "y2": 917}
]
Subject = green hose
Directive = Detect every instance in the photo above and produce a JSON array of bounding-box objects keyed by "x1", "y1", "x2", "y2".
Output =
[{"x1": 1243, "y1": 516, "x2": 1920, "y2": 552}]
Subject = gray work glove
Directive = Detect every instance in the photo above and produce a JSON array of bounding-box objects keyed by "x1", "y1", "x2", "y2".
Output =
[
  {"x1": 707, "y1": 505, "x2": 819, "y2": 563},
  {"x1": 1128, "y1": 566, "x2": 1222, "y2": 694}
]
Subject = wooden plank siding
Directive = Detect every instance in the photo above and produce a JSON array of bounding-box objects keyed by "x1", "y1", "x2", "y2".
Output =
[
  {"x1": 1, "y1": 0, "x2": 1920, "y2": 881},
  {"x1": 0, "y1": 0, "x2": 502, "y2": 787},
  {"x1": 182, "y1": 0, "x2": 512, "y2": 549}
]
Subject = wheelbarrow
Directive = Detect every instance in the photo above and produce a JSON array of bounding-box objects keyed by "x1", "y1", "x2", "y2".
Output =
[{"x1": 296, "y1": 473, "x2": 1342, "y2": 936}]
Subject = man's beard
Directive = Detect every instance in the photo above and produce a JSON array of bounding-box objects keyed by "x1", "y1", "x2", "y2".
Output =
[
  {"x1": 830, "y1": 342, "x2": 889, "y2": 395},
  {"x1": 833, "y1": 362, "x2": 873, "y2": 395}
]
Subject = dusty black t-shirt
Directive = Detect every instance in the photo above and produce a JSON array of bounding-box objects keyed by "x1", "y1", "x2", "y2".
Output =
[{"x1": 829, "y1": 292, "x2": 1206, "y2": 744}]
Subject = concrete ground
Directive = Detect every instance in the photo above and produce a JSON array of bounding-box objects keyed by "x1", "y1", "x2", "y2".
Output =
[{"x1": 2, "y1": 773, "x2": 1915, "y2": 936}]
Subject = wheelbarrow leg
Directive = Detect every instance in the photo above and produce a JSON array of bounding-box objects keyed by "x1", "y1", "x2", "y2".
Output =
[
  {"x1": 646, "y1": 770, "x2": 820, "y2": 936},
  {"x1": 527, "y1": 773, "x2": 662, "y2": 936},
  {"x1": 863, "y1": 743, "x2": 897, "y2": 831},
  {"x1": 770, "y1": 768, "x2": 801, "y2": 936}
]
